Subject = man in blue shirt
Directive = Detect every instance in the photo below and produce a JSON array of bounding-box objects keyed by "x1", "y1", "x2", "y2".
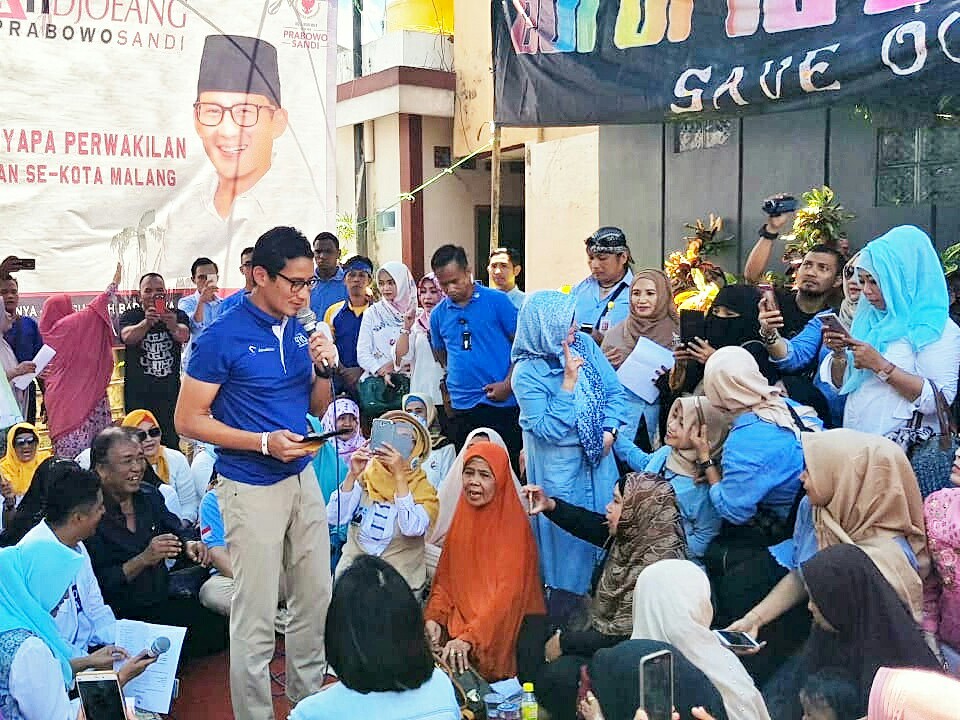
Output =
[
  {"x1": 0, "y1": 274, "x2": 42, "y2": 423},
  {"x1": 175, "y1": 226, "x2": 339, "y2": 720},
  {"x1": 178, "y1": 256, "x2": 224, "y2": 366},
  {"x1": 430, "y1": 244, "x2": 521, "y2": 459},
  {"x1": 309, "y1": 231, "x2": 348, "y2": 319},
  {"x1": 571, "y1": 226, "x2": 634, "y2": 337},
  {"x1": 219, "y1": 246, "x2": 255, "y2": 315}
]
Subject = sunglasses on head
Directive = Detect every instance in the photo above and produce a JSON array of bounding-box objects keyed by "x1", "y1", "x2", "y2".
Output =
[
  {"x1": 13, "y1": 436, "x2": 37, "y2": 448},
  {"x1": 134, "y1": 427, "x2": 162, "y2": 442},
  {"x1": 843, "y1": 265, "x2": 856, "y2": 279}
]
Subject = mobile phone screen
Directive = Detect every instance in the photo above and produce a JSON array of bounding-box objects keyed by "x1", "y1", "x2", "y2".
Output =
[
  {"x1": 390, "y1": 423, "x2": 416, "y2": 458},
  {"x1": 17, "y1": 258, "x2": 36, "y2": 270},
  {"x1": 641, "y1": 651, "x2": 673, "y2": 720},
  {"x1": 715, "y1": 630, "x2": 759, "y2": 648},
  {"x1": 679, "y1": 310, "x2": 705, "y2": 344},
  {"x1": 370, "y1": 419, "x2": 395, "y2": 452},
  {"x1": 77, "y1": 676, "x2": 127, "y2": 720}
]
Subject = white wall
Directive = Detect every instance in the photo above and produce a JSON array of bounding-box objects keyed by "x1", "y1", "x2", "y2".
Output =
[{"x1": 525, "y1": 133, "x2": 600, "y2": 291}]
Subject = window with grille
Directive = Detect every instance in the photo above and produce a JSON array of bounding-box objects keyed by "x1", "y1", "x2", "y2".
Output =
[
  {"x1": 876, "y1": 126, "x2": 960, "y2": 206},
  {"x1": 674, "y1": 119, "x2": 733, "y2": 153}
]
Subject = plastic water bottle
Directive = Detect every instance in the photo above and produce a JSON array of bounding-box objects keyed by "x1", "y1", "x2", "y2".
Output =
[{"x1": 520, "y1": 682, "x2": 538, "y2": 720}]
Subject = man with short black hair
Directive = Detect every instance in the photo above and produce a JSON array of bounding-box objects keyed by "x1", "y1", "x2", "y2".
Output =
[
  {"x1": 220, "y1": 246, "x2": 256, "y2": 315},
  {"x1": 0, "y1": 273, "x2": 42, "y2": 423},
  {"x1": 430, "y1": 244, "x2": 521, "y2": 458},
  {"x1": 120, "y1": 273, "x2": 191, "y2": 448},
  {"x1": 175, "y1": 225, "x2": 339, "y2": 720},
  {"x1": 487, "y1": 247, "x2": 525, "y2": 310},
  {"x1": 178, "y1": 257, "x2": 224, "y2": 364},
  {"x1": 309, "y1": 231, "x2": 348, "y2": 319}
]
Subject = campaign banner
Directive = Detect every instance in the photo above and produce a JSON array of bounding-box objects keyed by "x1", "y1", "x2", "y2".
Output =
[
  {"x1": 493, "y1": 0, "x2": 960, "y2": 126},
  {"x1": 0, "y1": 0, "x2": 336, "y2": 297}
]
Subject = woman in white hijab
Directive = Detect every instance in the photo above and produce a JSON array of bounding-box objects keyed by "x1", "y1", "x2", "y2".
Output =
[
  {"x1": 632, "y1": 559, "x2": 771, "y2": 720},
  {"x1": 356, "y1": 261, "x2": 418, "y2": 382},
  {"x1": 424, "y1": 427, "x2": 522, "y2": 576}
]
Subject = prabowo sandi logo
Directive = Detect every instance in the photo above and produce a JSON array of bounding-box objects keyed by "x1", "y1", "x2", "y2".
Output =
[{"x1": 267, "y1": 0, "x2": 324, "y2": 20}]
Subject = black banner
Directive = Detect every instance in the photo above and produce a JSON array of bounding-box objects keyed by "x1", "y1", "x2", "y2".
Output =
[{"x1": 493, "y1": 0, "x2": 960, "y2": 126}]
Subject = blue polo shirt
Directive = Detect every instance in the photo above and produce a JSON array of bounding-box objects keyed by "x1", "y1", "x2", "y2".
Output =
[
  {"x1": 571, "y1": 269, "x2": 633, "y2": 333},
  {"x1": 430, "y1": 283, "x2": 517, "y2": 410},
  {"x1": 309, "y1": 267, "x2": 348, "y2": 319},
  {"x1": 186, "y1": 300, "x2": 314, "y2": 485},
  {"x1": 219, "y1": 289, "x2": 248, "y2": 315}
]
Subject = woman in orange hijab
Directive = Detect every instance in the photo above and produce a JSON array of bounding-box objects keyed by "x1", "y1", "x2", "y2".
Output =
[{"x1": 424, "y1": 442, "x2": 545, "y2": 681}]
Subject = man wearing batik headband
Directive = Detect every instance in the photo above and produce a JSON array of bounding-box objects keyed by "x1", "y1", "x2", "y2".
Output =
[
  {"x1": 156, "y1": 34, "x2": 324, "y2": 289},
  {"x1": 324, "y1": 255, "x2": 374, "y2": 394},
  {"x1": 571, "y1": 226, "x2": 634, "y2": 338}
]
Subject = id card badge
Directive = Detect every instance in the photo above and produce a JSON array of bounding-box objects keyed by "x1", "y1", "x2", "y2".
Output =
[{"x1": 462, "y1": 330, "x2": 472, "y2": 351}]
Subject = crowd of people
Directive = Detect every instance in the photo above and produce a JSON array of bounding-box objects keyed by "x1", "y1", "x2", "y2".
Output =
[{"x1": 2, "y1": 206, "x2": 960, "y2": 720}]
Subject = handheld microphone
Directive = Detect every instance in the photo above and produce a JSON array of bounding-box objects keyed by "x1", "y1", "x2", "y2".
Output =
[
  {"x1": 146, "y1": 636, "x2": 171, "y2": 658},
  {"x1": 295, "y1": 308, "x2": 336, "y2": 369}
]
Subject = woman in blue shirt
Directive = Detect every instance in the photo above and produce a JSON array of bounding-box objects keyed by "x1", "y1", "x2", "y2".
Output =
[
  {"x1": 512, "y1": 291, "x2": 628, "y2": 598},
  {"x1": 290, "y1": 555, "x2": 459, "y2": 720},
  {"x1": 616, "y1": 396, "x2": 729, "y2": 562}
]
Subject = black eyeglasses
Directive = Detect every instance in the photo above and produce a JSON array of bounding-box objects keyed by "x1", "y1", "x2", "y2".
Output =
[
  {"x1": 133, "y1": 428, "x2": 162, "y2": 442},
  {"x1": 13, "y1": 436, "x2": 37, "y2": 448},
  {"x1": 240, "y1": 261, "x2": 253, "y2": 268},
  {"x1": 275, "y1": 271, "x2": 319, "y2": 293},
  {"x1": 193, "y1": 102, "x2": 277, "y2": 128}
]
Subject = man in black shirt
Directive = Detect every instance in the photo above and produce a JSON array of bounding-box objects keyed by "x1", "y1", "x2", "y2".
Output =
[
  {"x1": 775, "y1": 245, "x2": 844, "y2": 337},
  {"x1": 120, "y1": 273, "x2": 190, "y2": 449}
]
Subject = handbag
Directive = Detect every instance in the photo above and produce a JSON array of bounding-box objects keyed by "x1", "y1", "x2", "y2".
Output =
[
  {"x1": 885, "y1": 382, "x2": 958, "y2": 498},
  {"x1": 433, "y1": 651, "x2": 493, "y2": 720},
  {"x1": 167, "y1": 564, "x2": 210, "y2": 600},
  {"x1": 357, "y1": 373, "x2": 411, "y2": 418}
]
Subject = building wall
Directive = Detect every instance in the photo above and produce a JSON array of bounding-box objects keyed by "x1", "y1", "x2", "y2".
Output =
[
  {"x1": 525, "y1": 133, "x2": 600, "y2": 290},
  {"x1": 524, "y1": 107, "x2": 960, "y2": 290}
]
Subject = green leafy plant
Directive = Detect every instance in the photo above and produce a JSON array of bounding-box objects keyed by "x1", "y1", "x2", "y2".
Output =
[
  {"x1": 942, "y1": 242, "x2": 960, "y2": 276},
  {"x1": 336, "y1": 212, "x2": 357, "y2": 255},
  {"x1": 784, "y1": 186, "x2": 855, "y2": 256}
]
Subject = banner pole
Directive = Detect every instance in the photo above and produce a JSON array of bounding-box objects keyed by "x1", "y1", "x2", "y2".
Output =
[{"x1": 490, "y1": 122, "x2": 503, "y2": 250}]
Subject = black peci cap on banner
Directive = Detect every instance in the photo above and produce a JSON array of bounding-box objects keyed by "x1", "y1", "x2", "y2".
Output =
[{"x1": 197, "y1": 35, "x2": 282, "y2": 106}]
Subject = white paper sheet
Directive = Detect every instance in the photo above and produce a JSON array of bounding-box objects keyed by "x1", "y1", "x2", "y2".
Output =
[
  {"x1": 113, "y1": 619, "x2": 186, "y2": 714},
  {"x1": 12, "y1": 344, "x2": 55, "y2": 389},
  {"x1": 615, "y1": 336, "x2": 676, "y2": 403}
]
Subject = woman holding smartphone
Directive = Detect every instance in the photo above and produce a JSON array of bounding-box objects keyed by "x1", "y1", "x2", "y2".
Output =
[
  {"x1": 326, "y1": 410, "x2": 438, "y2": 598},
  {"x1": 0, "y1": 538, "x2": 154, "y2": 720}
]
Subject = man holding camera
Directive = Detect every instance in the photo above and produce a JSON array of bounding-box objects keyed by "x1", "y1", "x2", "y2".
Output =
[
  {"x1": 120, "y1": 273, "x2": 190, "y2": 449},
  {"x1": 744, "y1": 195, "x2": 842, "y2": 337}
]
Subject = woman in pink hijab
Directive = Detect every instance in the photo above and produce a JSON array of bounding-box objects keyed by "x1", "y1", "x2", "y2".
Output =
[
  {"x1": 39, "y1": 263, "x2": 121, "y2": 457},
  {"x1": 868, "y1": 667, "x2": 960, "y2": 719}
]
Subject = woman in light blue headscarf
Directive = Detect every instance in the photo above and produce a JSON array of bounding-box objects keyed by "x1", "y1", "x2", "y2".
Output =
[
  {"x1": 511, "y1": 290, "x2": 628, "y2": 599},
  {"x1": 822, "y1": 225, "x2": 960, "y2": 436}
]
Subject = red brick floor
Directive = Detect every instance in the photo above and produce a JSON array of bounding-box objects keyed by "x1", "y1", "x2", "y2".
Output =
[{"x1": 170, "y1": 640, "x2": 292, "y2": 720}]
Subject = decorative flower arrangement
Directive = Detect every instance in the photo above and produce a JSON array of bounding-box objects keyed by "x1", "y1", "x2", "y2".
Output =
[
  {"x1": 783, "y1": 185, "x2": 854, "y2": 258},
  {"x1": 664, "y1": 214, "x2": 731, "y2": 311}
]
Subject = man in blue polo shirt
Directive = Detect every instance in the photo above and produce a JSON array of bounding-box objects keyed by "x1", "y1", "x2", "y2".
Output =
[
  {"x1": 571, "y1": 226, "x2": 634, "y2": 337},
  {"x1": 430, "y1": 244, "x2": 521, "y2": 458},
  {"x1": 175, "y1": 226, "x2": 338, "y2": 720},
  {"x1": 309, "y1": 231, "x2": 348, "y2": 318}
]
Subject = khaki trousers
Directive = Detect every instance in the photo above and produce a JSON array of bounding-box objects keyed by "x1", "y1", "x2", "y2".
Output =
[{"x1": 219, "y1": 465, "x2": 331, "y2": 720}]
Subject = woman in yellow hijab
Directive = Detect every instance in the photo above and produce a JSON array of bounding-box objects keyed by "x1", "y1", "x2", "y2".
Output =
[
  {"x1": 327, "y1": 410, "x2": 438, "y2": 597},
  {"x1": 0, "y1": 423, "x2": 49, "y2": 497},
  {"x1": 120, "y1": 409, "x2": 197, "y2": 524}
]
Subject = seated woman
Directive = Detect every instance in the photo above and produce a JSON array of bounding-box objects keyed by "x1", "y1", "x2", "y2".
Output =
[
  {"x1": 2, "y1": 459, "x2": 122, "y2": 671},
  {"x1": 768, "y1": 545, "x2": 940, "y2": 720},
  {"x1": 121, "y1": 410, "x2": 196, "y2": 524},
  {"x1": 920, "y1": 456, "x2": 960, "y2": 671},
  {"x1": 424, "y1": 427, "x2": 522, "y2": 576},
  {"x1": 616, "y1": 396, "x2": 730, "y2": 562},
  {"x1": 631, "y1": 560, "x2": 770, "y2": 720},
  {"x1": 290, "y1": 555, "x2": 460, "y2": 720},
  {"x1": 519, "y1": 473, "x2": 687, "y2": 720},
  {"x1": 868, "y1": 666, "x2": 960, "y2": 719},
  {"x1": 327, "y1": 410, "x2": 438, "y2": 596},
  {"x1": 587, "y1": 639, "x2": 729, "y2": 720},
  {"x1": 403, "y1": 393, "x2": 456, "y2": 489},
  {"x1": 0, "y1": 423, "x2": 50, "y2": 511},
  {"x1": 0, "y1": 538, "x2": 154, "y2": 720},
  {"x1": 84, "y1": 427, "x2": 227, "y2": 659},
  {"x1": 423, "y1": 442, "x2": 544, "y2": 681},
  {"x1": 318, "y1": 398, "x2": 365, "y2": 468},
  {"x1": 733, "y1": 430, "x2": 929, "y2": 638},
  {"x1": 822, "y1": 226, "x2": 960, "y2": 437}
]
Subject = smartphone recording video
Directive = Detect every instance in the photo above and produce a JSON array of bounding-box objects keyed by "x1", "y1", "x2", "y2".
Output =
[
  {"x1": 639, "y1": 649, "x2": 673, "y2": 720},
  {"x1": 76, "y1": 671, "x2": 127, "y2": 720}
]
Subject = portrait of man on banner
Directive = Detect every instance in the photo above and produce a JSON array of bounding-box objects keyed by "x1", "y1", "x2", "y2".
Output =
[{"x1": 155, "y1": 33, "x2": 325, "y2": 288}]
